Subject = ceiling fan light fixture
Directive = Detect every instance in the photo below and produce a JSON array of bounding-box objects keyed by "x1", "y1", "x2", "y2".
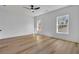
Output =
[{"x1": 31, "y1": 10, "x2": 34, "y2": 12}]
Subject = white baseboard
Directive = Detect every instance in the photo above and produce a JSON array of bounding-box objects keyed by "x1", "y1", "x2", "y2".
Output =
[{"x1": 0, "y1": 33, "x2": 32, "y2": 40}]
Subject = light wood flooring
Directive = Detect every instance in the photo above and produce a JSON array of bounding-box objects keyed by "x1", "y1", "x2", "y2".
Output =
[{"x1": 0, "y1": 34, "x2": 79, "y2": 54}]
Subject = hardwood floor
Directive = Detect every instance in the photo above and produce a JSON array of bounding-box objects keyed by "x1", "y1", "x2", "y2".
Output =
[{"x1": 0, "y1": 34, "x2": 79, "y2": 54}]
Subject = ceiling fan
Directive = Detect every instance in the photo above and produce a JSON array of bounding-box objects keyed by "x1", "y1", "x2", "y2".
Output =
[{"x1": 23, "y1": 5, "x2": 40, "y2": 12}]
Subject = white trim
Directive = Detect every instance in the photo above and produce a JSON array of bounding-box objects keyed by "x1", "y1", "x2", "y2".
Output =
[{"x1": 56, "y1": 15, "x2": 69, "y2": 34}]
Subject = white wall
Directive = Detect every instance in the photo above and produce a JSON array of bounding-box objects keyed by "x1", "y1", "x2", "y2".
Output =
[
  {"x1": 35, "y1": 6, "x2": 79, "y2": 43},
  {"x1": 0, "y1": 7, "x2": 34, "y2": 39}
]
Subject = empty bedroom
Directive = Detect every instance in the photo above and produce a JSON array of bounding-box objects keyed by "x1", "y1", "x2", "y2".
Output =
[{"x1": 0, "y1": 5, "x2": 79, "y2": 54}]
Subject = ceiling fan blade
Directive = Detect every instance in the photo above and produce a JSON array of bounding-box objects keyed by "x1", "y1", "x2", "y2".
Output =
[
  {"x1": 23, "y1": 7, "x2": 31, "y2": 10},
  {"x1": 23, "y1": 5, "x2": 40, "y2": 12},
  {"x1": 34, "y1": 7, "x2": 40, "y2": 10}
]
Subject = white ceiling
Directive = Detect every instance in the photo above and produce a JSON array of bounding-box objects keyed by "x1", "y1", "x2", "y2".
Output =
[{"x1": 0, "y1": 5, "x2": 69, "y2": 17}]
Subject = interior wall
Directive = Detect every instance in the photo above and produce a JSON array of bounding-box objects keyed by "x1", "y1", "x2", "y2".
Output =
[
  {"x1": 0, "y1": 8, "x2": 34, "y2": 39},
  {"x1": 35, "y1": 6, "x2": 79, "y2": 43}
]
